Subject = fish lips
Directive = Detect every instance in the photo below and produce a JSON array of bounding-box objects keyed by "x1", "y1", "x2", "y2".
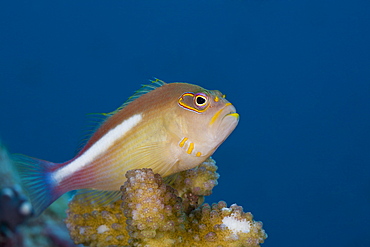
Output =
[{"x1": 213, "y1": 104, "x2": 239, "y2": 141}]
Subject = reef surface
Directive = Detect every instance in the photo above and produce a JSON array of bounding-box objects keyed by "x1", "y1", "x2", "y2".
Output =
[{"x1": 65, "y1": 158, "x2": 267, "y2": 247}]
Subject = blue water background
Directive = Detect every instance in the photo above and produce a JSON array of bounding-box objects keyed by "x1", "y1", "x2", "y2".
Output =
[{"x1": 0, "y1": 1, "x2": 369, "y2": 246}]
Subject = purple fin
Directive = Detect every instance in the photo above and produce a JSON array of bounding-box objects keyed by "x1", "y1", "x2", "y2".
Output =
[{"x1": 12, "y1": 154, "x2": 63, "y2": 216}]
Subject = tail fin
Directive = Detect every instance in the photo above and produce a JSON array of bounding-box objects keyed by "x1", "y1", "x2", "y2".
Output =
[{"x1": 12, "y1": 154, "x2": 63, "y2": 216}]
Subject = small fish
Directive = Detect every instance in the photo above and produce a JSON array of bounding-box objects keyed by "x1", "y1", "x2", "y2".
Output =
[{"x1": 13, "y1": 79, "x2": 239, "y2": 215}]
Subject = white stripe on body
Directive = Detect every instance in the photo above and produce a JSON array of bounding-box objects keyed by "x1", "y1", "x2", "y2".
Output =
[{"x1": 52, "y1": 113, "x2": 142, "y2": 184}]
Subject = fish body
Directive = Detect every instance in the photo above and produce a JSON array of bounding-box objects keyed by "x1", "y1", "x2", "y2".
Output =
[{"x1": 14, "y1": 80, "x2": 239, "y2": 215}]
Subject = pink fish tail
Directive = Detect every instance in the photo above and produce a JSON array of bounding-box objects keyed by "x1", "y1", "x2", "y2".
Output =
[{"x1": 12, "y1": 154, "x2": 64, "y2": 216}]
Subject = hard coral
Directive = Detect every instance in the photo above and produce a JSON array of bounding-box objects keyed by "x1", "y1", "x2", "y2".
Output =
[
  {"x1": 65, "y1": 198, "x2": 128, "y2": 246},
  {"x1": 65, "y1": 158, "x2": 267, "y2": 247},
  {"x1": 170, "y1": 158, "x2": 219, "y2": 213},
  {"x1": 122, "y1": 168, "x2": 185, "y2": 246}
]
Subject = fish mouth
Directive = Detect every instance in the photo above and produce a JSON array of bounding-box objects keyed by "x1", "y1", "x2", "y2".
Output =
[
  {"x1": 210, "y1": 103, "x2": 239, "y2": 132},
  {"x1": 220, "y1": 110, "x2": 239, "y2": 130},
  {"x1": 219, "y1": 103, "x2": 239, "y2": 124},
  {"x1": 206, "y1": 104, "x2": 239, "y2": 154},
  {"x1": 209, "y1": 103, "x2": 238, "y2": 126},
  {"x1": 201, "y1": 103, "x2": 239, "y2": 157},
  {"x1": 223, "y1": 112, "x2": 239, "y2": 120}
]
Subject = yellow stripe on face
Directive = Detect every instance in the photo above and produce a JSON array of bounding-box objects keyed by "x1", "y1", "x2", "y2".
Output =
[
  {"x1": 187, "y1": 142, "x2": 194, "y2": 154},
  {"x1": 227, "y1": 113, "x2": 239, "y2": 119},
  {"x1": 179, "y1": 137, "x2": 188, "y2": 147},
  {"x1": 181, "y1": 93, "x2": 194, "y2": 98},
  {"x1": 209, "y1": 103, "x2": 233, "y2": 126}
]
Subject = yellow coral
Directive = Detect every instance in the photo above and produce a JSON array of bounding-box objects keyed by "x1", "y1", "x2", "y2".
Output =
[
  {"x1": 184, "y1": 202, "x2": 266, "y2": 247},
  {"x1": 169, "y1": 158, "x2": 219, "y2": 213},
  {"x1": 65, "y1": 158, "x2": 267, "y2": 246},
  {"x1": 122, "y1": 168, "x2": 185, "y2": 246},
  {"x1": 65, "y1": 198, "x2": 129, "y2": 246}
]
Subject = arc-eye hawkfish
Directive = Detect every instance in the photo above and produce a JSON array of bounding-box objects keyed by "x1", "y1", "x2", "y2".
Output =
[{"x1": 13, "y1": 79, "x2": 239, "y2": 215}]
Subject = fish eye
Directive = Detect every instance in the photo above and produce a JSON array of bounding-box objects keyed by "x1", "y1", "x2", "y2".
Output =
[
  {"x1": 195, "y1": 93, "x2": 208, "y2": 107},
  {"x1": 178, "y1": 92, "x2": 210, "y2": 113}
]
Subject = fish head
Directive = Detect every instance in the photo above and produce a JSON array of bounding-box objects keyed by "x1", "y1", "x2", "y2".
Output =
[{"x1": 175, "y1": 85, "x2": 239, "y2": 158}]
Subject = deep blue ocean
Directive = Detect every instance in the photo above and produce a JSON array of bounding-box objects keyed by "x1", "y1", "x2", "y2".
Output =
[{"x1": 1, "y1": 1, "x2": 369, "y2": 246}]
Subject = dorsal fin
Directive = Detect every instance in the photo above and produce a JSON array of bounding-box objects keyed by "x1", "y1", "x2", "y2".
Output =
[
  {"x1": 100, "y1": 78, "x2": 166, "y2": 117},
  {"x1": 75, "y1": 78, "x2": 167, "y2": 154}
]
